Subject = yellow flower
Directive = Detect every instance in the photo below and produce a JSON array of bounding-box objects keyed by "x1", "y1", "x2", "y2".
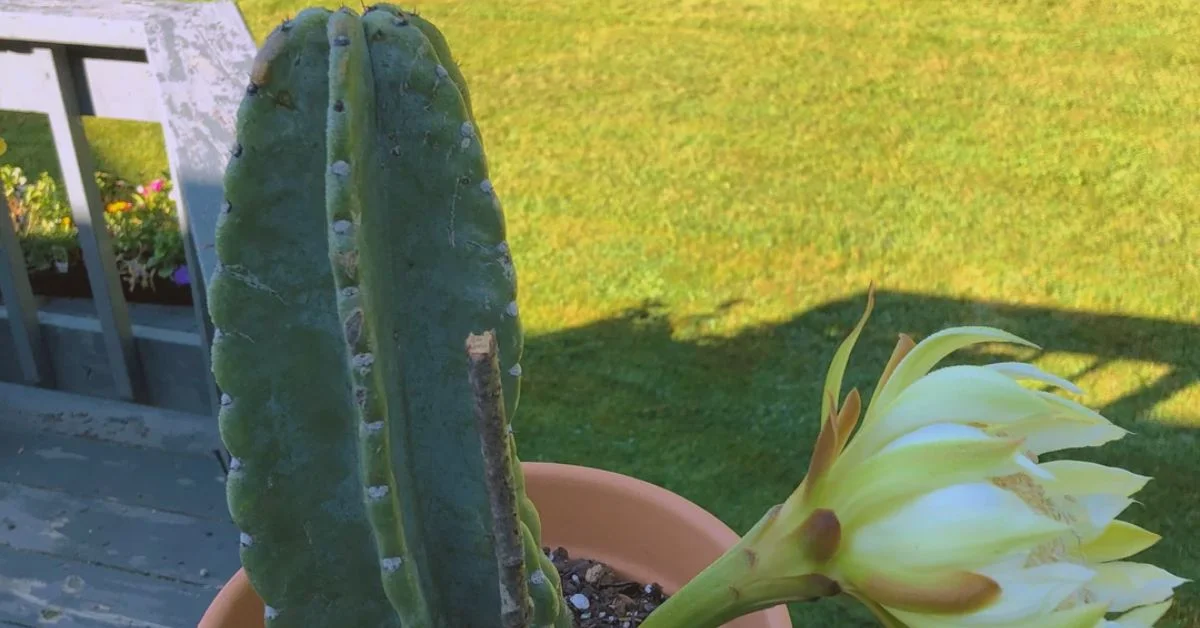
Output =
[
  {"x1": 60, "y1": 217, "x2": 71, "y2": 227},
  {"x1": 641, "y1": 287, "x2": 1186, "y2": 628},
  {"x1": 0, "y1": 136, "x2": 7, "y2": 156},
  {"x1": 106, "y1": 201, "x2": 133, "y2": 213}
]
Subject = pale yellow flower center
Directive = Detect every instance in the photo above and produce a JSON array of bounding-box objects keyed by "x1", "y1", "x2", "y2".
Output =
[{"x1": 990, "y1": 467, "x2": 1095, "y2": 609}]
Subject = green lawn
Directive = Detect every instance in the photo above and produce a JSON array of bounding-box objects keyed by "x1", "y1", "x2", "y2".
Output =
[{"x1": 2, "y1": 0, "x2": 1197, "y2": 625}]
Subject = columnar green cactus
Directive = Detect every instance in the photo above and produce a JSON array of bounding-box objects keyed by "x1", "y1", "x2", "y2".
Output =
[{"x1": 208, "y1": 5, "x2": 570, "y2": 626}]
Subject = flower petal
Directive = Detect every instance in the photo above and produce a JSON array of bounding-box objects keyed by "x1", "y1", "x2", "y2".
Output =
[
  {"x1": 1037, "y1": 461, "x2": 1150, "y2": 498},
  {"x1": 996, "y1": 418, "x2": 1127, "y2": 456},
  {"x1": 986, "y1": 362, "x2": 1084, "y2": 395},
  {"x1": 845, "y1": 366, "x2": 1052, "y2": 463},
  {"x1": 821, "y1": 287, "x2": 874, "y2": 429},
  {"x1": 879, "y1": 423, "x2": 1052, "y2": 480},
  {"x1": 1021, "y1": 603, "x2": 1109, "y2": 628},
  {"x1": 824, "y1": 426, "x2": 1032, "y2": 526},
  {"x1": 1086, "y1": 562, "x2": 1188, "y2": 613},
  {"x1": 1037, "y1": 392, "x2": 1127, "y2": 430},
  {"x1": 961, "y1": 560, "x2": 1095, "y2": 624},
  {"x1": 1080, "y1": 521, "x2": 1161, "y2": 563},
  {"x1": 834, "y1": 388, "x2": 863, "y2": 454},
  {"x1": 1076, "y1": 494, "x2": 1136, "y2": 540},
  {"x1": 1102, "y1": 600, "x2": 1173, "y2": 627},
  {"x1": 846, "y1": 483, "x2": 1069, "y2": 573},
  {"x1": 888, "y1": 596, "x2": 1106, "y2": 628},
  {"x1": 865, "y1": 326, "x2": 1040, "y2": 426},
  {"x1": 867, "y1": 333, "x2": 917, "y2": 410}
]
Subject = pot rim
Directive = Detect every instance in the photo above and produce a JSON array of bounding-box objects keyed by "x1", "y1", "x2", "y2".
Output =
[{"x1": 200, "y1": 461, "x2": 793, "y2": 628}]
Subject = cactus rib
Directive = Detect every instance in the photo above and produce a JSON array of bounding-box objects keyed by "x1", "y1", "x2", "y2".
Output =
[
  {"x1": 213, "y1": 7, "x2": 401, "y2": 626},
  {"x1": 324, "y1": 9, "x2": 431, "y2": 623}
]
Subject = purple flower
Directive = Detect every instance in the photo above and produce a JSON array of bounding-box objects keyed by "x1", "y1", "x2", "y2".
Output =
[{"x1": 171, "y1": 265, "x2": 190, "y2": 286}]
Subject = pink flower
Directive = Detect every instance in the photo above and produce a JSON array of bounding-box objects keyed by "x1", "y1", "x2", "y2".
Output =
[{"x1": 147, "y1": 179, "x2": 165, "y2": 193}]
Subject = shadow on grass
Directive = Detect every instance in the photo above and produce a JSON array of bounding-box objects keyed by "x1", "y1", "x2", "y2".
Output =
[{"x1": 516, "y1": 289, "x2": 1199, "y2": 627}]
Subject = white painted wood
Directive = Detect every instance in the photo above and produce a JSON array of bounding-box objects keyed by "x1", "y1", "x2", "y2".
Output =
[
  {"x1": 42, "y1": 44, "x2": 146, "y2": 403},
  {"x1": 0, "y1": 46, "x2": 160, "y2": 122},
  {"x1": 146, "y1": 1, "x2": 257, "y2": 418}
]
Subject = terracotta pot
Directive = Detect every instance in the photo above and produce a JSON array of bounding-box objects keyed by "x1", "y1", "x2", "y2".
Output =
[{"x1": 200, "y1": 462, "x2": 792, "y2": 628}]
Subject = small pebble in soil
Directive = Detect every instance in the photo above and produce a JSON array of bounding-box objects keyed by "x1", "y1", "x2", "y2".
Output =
[{"x1": 547, "y1": 546, "x2": 669, "y2": 628}]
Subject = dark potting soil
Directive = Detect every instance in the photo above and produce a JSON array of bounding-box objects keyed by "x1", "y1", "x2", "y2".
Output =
[{"x1": 547, "y1": 546, "x2": 669, "y2": 628}]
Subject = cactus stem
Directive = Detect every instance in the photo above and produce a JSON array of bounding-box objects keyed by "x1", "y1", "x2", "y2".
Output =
[
  {"x1": 466, "y1": 330, "x2": 533, "y2": 628},
  {"x1": 322, "y1": 9, "x2": 433, "y2": 623}
]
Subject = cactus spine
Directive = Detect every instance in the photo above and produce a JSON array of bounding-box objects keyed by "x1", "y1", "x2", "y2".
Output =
[{"x1": 209, "y1": 5, "x2": 570, "y2": 626}]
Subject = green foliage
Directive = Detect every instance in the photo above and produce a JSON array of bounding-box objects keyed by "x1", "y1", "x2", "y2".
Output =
[
  {"x1": 2, "y1": 163, "x2": 186, "y2": 288},
  {"x1": 1, "y1": 165, "x2": 76, "y2": 271}
]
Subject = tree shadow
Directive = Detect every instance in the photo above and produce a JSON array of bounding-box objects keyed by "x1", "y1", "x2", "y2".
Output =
[{"x1": 516, "y1": 289, "x2": 1199, "y2": 626}]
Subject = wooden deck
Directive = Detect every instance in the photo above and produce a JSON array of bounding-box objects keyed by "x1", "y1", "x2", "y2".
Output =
[{"x1": 0, "y1": 382, "x2": 240, "y2": 627}]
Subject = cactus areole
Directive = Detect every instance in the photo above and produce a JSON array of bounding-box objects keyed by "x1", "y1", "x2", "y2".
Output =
[{"x1": 209, "y1": 5, "x2": 570, "y2": 627}]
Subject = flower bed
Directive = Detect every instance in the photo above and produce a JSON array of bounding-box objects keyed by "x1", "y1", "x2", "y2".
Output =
[{"x1": 2, "y1": 164, "x2": 192, "y2": 306}]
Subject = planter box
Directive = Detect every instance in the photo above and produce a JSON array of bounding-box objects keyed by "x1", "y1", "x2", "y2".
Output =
[{"x1": 26, "y1": 264, "x2": 194, "y2": 306}]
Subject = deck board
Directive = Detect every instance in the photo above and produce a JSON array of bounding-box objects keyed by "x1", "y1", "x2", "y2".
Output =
[
  {"x1": 0, "y1": 482, "x2": 238, "y2": 585},
  {"x1": 0, "y1": 545, "x2": 217, "y2": 627},
  {"x1": 0, "y1": 389, "x2": 241, "y2": 626},
  {"x1": 0, "y1": 428, "x2": 228, "y2": 520}
]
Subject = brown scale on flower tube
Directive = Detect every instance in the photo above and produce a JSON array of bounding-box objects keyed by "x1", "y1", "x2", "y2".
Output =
[{"x1": 857, "y1": 570, "x2": 1001, "y2": 615}]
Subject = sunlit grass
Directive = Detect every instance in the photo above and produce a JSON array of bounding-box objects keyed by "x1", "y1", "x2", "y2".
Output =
[{"x1": 1, "y1": 0, "x2": 1197, "y2": 624}]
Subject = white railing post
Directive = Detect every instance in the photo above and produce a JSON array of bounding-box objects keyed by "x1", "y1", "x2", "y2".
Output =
[
  {"x1": 0, "y1": 0, "x2": 257, "y2": 416},
  {"x1": 0, "y1": 186, "x2": 54, "y2": 387}
]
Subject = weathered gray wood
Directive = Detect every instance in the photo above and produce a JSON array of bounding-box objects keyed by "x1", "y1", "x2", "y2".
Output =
[
  {"x1": 0, "y1": 0, "x2": 257, "y2": 417},
  {"x1": 40, "y1": 43, "x2": 145, "y2": 403},
  {"x1": 0, "y1": 0, "x2": 255, "y2": 284},
  {"x1": 148, "y1": 0, "x2": 257, "y2": 419},
  {"x1": 0, "y1": 428, "x2": 228, "y2": 520},
  {"x1": 0, "y1": 382, "x2": 221, "y2": 455},
  {"x1": 0, "y1": 545, "x2": 218, "y2": 627},
  {"x1": 0, "y1": 2, "x2": 145, "y2": 49},
  {"x1": 0, "y1": 193, "x2": 52, "y2": 388},
  {"x1": 0, "y1": 302, "x2": 211, "y2": 415},
  {"x1": 0, "y1": 44, "x2": 159, "y2": 122},
  {"x1": 0, "y1": 481, "x2": 239, "y2": 584}
]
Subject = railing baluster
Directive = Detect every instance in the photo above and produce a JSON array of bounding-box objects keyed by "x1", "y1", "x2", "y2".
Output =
[
  {"x1": 42, "y1": 43, "x2": 145, "y2": 402},
  {"x1": 0, "y1": 186, "x2": 54, "y2": 386}
]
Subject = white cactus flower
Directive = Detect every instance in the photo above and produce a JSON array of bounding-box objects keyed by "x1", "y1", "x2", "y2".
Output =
[{"x1": 641, "y1": 287, "x2": 1187, "y2": 628}]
